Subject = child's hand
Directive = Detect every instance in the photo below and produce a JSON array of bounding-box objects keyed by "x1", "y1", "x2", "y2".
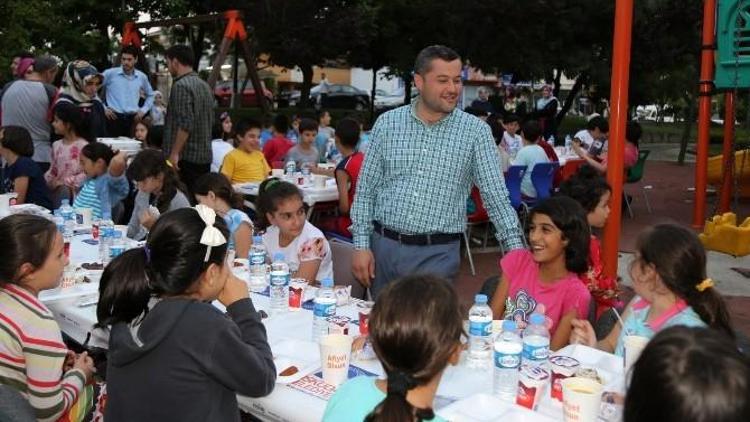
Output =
[
  {"x1": 217, "y1": 274, "x2": 249, "y2": 307},
  {"x1": 109, "y1": 151, "x2": 128, "y2": 177},
  {"x1": 569, "y1": 318, "x2": 597, "y2": 347},
  {"x1": 139, "y1": 209, "x2": 157, "y2": 230},
  {"x1": 73, "y1": 351, "x2": 96, "y2": 381},
  {"x1": 63, "y1": 350, "x2": 76, "y2": 372}
]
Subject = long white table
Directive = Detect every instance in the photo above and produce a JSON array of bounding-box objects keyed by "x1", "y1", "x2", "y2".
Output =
[
  {"x1": 42, "y1": 233, "x2": 625, "y2": 422},
  {"x1": 234, "y1": 179, "x2": 339, "y2": 219}
]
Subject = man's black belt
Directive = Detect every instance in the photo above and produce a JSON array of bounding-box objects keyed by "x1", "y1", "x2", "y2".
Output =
[{"x1": 373, "y1": 221, "x2": 460, "y2": 246}]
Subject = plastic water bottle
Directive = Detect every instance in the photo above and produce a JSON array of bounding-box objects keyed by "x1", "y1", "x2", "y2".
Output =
[
  {"x1": 467, "y1": 294, "x2": 493, "y2": 368},
  {"x1": 59, "y1": 199, "x2": 74, "y2": 223},
  {"x1": 99, "y1": 219, "x2": 114, "y2": 263},
  {"x1": 300, "y1": 162, "x2": 312, "y2": 183},
  {"x1": 312, "y1": 277, "x2": 336, "y2": 342},
  {"x1": 284, "y1": 160, "x2": 296, "y2": 176},
  {"x1": 522, "y1": 313, "x2": 550, "y2": 370},
  {"x1": 248, "y1": 236, "x2": 267, "y2": 292},
  {"x1": 109, "y1": 230, "x2": 125, "y2": 259},
  {"x1": 269, "y1": 253, "x2": 290, "y2": 314},
  {"x1": 494, "y1": 320, "x2": 523, "y2": 402}
]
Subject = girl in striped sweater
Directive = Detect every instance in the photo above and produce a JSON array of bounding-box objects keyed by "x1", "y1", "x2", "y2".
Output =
[
  {"x1": 0, "y1": 214, "x2": 96, "y2": 421},
  {"x1": 73, "y1": 143, "x2": 129, "y2": 221}
]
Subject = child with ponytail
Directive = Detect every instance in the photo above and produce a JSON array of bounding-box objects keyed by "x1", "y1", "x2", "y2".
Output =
[
  {"x1": 323, "y1": 275, "x2": 463, "y2": 422},
  {"x1": 97, "y1": 206, "x2": 276, "y2": 421},
  {"x1": 570, "y1": 223, "x2": 735, "y2": 355}
]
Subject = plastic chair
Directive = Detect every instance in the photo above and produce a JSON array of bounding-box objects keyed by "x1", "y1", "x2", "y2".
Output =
[
  {"x1": 464, "y1": 186, "x2": 490, "y2": 276},
  {"x1": 530, "y1": 161, "x2": 559, "y2": 201},
  {"x1": 624, "y1": 150, "x2": 652, "y2": 218},
  {"x1": 504, "y1": 165, "x2": 526, "y2": 210},
  {"x1": 559, "y1": 159, "x2": 586, "y2": 183},
  {"x1": 328, "y1": 237, "x2": 366, "y2": 300}
]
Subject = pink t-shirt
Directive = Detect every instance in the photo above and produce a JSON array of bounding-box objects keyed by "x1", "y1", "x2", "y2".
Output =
[
  {"x1": 44, "y1": 138, "x2": 88, "y2": 189},
  {"x1": 500, "y1": 249, "x2": 591, "y2": 335}
]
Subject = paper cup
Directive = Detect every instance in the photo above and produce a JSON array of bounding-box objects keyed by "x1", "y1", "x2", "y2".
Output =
[
  {"x1": 313, "y1": 175, "x2": 327, "y2": 189},
  {"x1": 562, "y1": 377, "x2": 604, "y2": 422},
  {"x1": 516, "y1": 364, "x2": 549, "y2": 410},
  {"x1": 289, "y1": 279, "x2": 307, "y2": 310},
  {"x1": 75, "y1": 208, "x2": 93, "y2": 225},
  {"x1": 550, "y1": 355, "x2": 581, "y2": 401},
  {"x1": 319, "y1": 334, "x2": 353, "y2": 387},
  {"x1": 623, "y1": 335, "x2": 649, "y2": 371},
  {"x1": 357, "y1": 301, "x2": 374, "y2": 336},
  {"x1": 271, "y1": 169, "x2": 284, "y2": 177}
]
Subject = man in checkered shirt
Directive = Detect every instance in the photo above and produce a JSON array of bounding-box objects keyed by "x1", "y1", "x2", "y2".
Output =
[{"x1": 350, "y1": 45, "x2": 525, "y2": 297}]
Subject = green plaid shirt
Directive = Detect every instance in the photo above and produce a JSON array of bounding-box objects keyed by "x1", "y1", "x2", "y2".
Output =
[
  {"x1": 163, "y1": 72, "x2": 213, "y2": 164},
  {"x1": 351, "y1": 100, "x2": 525, "y2": 251}
]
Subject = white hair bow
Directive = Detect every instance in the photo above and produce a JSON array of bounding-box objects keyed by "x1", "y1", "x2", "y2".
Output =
[{"x1": 194, "y1": 204, "x2": 227, "y2": 262}]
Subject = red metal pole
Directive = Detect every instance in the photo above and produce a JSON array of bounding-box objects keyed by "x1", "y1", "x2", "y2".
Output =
[
  {"x1": 718, "y1": 92, "x2": 735, "y2": 213},
  {"x1": 693, "y1": 0, "x2": 717, "y2": 227},
  {"x1": 602, "y1": 0, "x2": 633, "y2": 279}
]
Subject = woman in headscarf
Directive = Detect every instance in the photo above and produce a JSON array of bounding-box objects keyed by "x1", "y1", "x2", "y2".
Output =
[
  {"x1": 534, "y1": 84, "x2": 559, "y2": 141},
  {"x1": 55, "y1": 60, "x2": 107, "y2": 138}
]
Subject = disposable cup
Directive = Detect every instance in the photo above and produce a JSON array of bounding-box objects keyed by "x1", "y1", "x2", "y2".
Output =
[
  {"x1": 561, "y1": 377, "x2": 604, "y2": 422},
  {"x1": 516, "y1": 364, "x2": 549, "y2": 410},
  {"x1": 314, "y1": 175, "x2": 327, "y2": 189},
  {"x1": 289, "y1": 279, "x2": 307, "y2": 310},
  {"x1": 271, "y1": 169, "x2": 284, "y2": 177},
  {"x1": 357, "y1": 301, "x2": 374, "y2": 336},
  {"x1": 319, "y1": 334, "x2": 353, "y2": 387},
  {"x1": 623, "y1": 335, "x2": 649, "y2": 371},
  {"x1": 75, "y1": 208, "x2": 93, "y2": 225},
  {"x1": 550, "y1": 355, "x2": 581, "y2": 401}
]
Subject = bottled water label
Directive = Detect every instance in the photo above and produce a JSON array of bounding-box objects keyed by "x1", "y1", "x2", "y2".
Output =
[
  {"x1": 494, "y1": 350, "x2": 521, "y2": 369},
  {"x1": 313, "y1": 301, "x2": 336, "y2": 318},
  {"x1": 469, "y1": 320, "x2": 492, "y2": 337},
  {"x1": 522, "y1": 342, "x2": 549, "y2": 361},
  {"x1": 109, "y1": 245, "x2": 124, "y2": 258},
  {"x1": 249, "y1": 251, "x2": 265, "y2": 266},
  {"x1": 270, "y1": 272, "x2": 289, "y2": 287}
]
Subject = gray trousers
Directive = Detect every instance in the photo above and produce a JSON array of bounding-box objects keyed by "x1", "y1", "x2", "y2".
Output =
[{"x1": 370, "y1": 231, "x2": 461, "y2": 299}]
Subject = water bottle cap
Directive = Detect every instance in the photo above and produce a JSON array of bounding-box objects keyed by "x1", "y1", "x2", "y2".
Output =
[
  {"x1": 253, "y1": 235, "x2": 263, "y2": 243},
  {"x1": 529, "y1": 313, "x2": 545, "y2": 325},
  {"x1": 273, "y1": 252, "x2": 285, "y2": 261},
  {"x1": 321, "y1": 278, "x2": 333, "y2": 287},
  {"x1": 502, "y1": 320, "x2": 517, "y2": 332},
  {"x1": 474, "y1": 294, "x2": 488, "y2": 304}
]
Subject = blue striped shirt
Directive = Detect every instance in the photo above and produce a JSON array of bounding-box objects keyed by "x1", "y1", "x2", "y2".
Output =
[
  {"x1": 350, "y1": 100, "x2": 525, "y2": 251},
  {"x1": 73, "y1": 178, "x2": 102, "y2": 219}
]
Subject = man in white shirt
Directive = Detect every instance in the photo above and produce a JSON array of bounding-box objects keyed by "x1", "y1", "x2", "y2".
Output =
[{"x1": 573, "y1": 115, "x2": 609, "y2": 157}]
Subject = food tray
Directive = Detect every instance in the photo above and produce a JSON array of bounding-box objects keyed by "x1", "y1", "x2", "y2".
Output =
[{"x1": 271, "y1": 338, "x2": 321, "y2": 384}]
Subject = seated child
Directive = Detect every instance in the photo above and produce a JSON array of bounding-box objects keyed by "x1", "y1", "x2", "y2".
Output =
[
  {"x1": 324, "y1": 275, "x2": 461, "y2": 422},
  {"x1": 489, "y1": 196, "x2": 591, "y2": 350},
  {"x1": 256, "y1": 178, "x2": 333, "y2": 283},
  {"x1": 194, "y1": 172, "x2": 254, "y2": 259},
  {"x1": 0, "y1": 214, "x2": 96, "y2": 420},
  {"x1": 45, "y1": 102, "x2": 91, "y2": 206},
  {"x1": 221, "y1": 119, "x2": 271, "y2": 184},
  {"x1": 126, "y1": 149, "x2": 190, "y2": 241},
  {"x1": 211, "y1": 121, "x2": 234, "y2": 173},
  {"x1": 512, "y1": 120, "x2": 550, "y2": 198},
  {"x1": 97, "y1": 206, "x2": 276, "y2": 421},
  {"x1": 262, "y1": 114, "x2": 294, "y2": 165},
  {"x1": 625, "y1": 326, "x2": 749, "y2": 422},
  {"x1": 0, "y1": 126, "x2": 53, "y2": 210},
  {"x1": 74, "y1": 142, "x2": 129, "y2": 221},
  {"x1": 570, "y1": 223, "x2": 735, "y2": 356},
  {"x1": 284, "y1": 118, "x2": 319, "y2": 170}
]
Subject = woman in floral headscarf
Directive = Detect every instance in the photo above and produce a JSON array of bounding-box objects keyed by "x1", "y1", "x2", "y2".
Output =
[{"x1": 54, "y1": 60, "x2": 107, "y2": 138}]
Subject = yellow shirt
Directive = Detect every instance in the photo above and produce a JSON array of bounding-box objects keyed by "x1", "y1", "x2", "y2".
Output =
[{"x1": 221, "y1": 148, "x2": 270, "y2": 183}]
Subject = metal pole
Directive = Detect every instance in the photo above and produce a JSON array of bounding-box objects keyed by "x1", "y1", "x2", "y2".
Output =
[
  {"x1": 602, "y1": 0, "x2": 634, "y2": 279},
  {"x1": 718, "y1": 91, "x2": 735, "y2": 213},
  {"x1": 693, "y1": 0, "x2": 717, "y2": 227}
]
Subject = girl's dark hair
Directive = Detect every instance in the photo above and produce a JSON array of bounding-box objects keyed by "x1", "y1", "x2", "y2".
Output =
[
  {"x1": 625, "y1": 326, "x2": 749, "y2": 422},
  {"x1": 255, "y1": 178, "x2": 303, "y2": 230},
  {"x1": 194, "y1": 172, "x2": 244, "y2": 209},
  {"x1": 0, "y1": 215, "x2": 57, "y2": 286},
  {"x1": 54, "y1": 102, "x2": 94, "y2": 143},
  {"x1": 97, "y1": 208, "x2": 229, "y2": 326},
  {"x1": 635, "y1": 224, "x2": 734, "y2": 339},
  {"x1": 127, "y1": 148, "x2": 187, "y2": 213},
  {"x1": 528, "y1": 196, "x2": 590, "y2": 273},
  {"x1": 365, "y1": 275, "x2": 463, "y2": 422},
  {"x1": 558, "y1": 165, "x2": 612, "y2": 213},
  {"x1": 1, "y1": 126, "x2": 34, "y2": 157},
  {"x1": 81, "y1": 142, "x2": 115, "y2": 165}
]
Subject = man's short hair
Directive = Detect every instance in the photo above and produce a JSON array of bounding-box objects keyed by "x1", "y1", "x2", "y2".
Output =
[
  {"x1": 521, "y1": 120, "x2": 542, "y2": 143},
  {"x1": 414, "y1": 45, "x2": 461, "y2": 75},
  {"x1": 335, "y1": 118, "x2": 360, "y2": 148},
  {"x1": 33, "y1": 56, "x2": 58, "y2": 73},
  {"x1": 503, "y1": 114, "x2": 520, "y2": 124},
  {"x1": 587, "y1": 116, "x2": 609, "y2": 133},
  {"x1": 165, "y1": 45, "x2": 195, "y2": 68},
  {"x1": 273, "y1": 114, "x2": 290, "y2": 134},
  {"x1": 298, "y1": 118, "x2": 318, "y2": 133},
  {"x1": 121, "y1": 45, "x2": 140, "y2": 59}
]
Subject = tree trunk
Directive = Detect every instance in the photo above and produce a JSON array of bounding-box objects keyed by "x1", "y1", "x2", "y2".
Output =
[
  {"x1": 678, "y1": 94, "x2": 696, "y2": 165},
  {"x1": 552, "y1": 69, "x2": 562, "y2": 99},
  {"x1": 403, "y1": 71, "x2": 413, "y2": 105},
  {"x1": 746, "y1": 88, "x2": 750, "y2": 131},
  {"x1": 188, "y1": 26, "x2": 206, "y2": 71},
  {"x1": 370, "y1": 67, "x2": 377, "y2": 123},
  {"x1": 300, "y1": 64, "x2": 314, "y2": 109},
  {"x1": 555, "y1": 74, "x2": 586, "y2": 127}
]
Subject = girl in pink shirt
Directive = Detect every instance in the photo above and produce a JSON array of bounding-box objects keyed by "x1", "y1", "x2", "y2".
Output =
[
  {"x1": 490, "y1": 196, "x2": 592, "y2": 350},
  {"x1": 45, "y1": 102, "x2": 92, "y2": 205}
]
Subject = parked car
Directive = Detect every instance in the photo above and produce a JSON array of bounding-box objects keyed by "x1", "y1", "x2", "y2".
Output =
[
  {"x1": 214, "y1": 80, "x2": 273, "y2": 107},
  {"x1": 278, "y1": 84, "x2": 369, "y2": 110}
]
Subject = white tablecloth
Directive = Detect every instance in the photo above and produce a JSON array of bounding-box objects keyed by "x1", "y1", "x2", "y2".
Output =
[{"x1": 234, "y1": 180, "x2": 339, "y2": 208}]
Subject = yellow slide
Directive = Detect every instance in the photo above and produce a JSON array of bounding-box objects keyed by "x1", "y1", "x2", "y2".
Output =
[
  {"x1": 700, "y1": 212, "x2": 750, "y2": 257},
  {"x1": 707, "y1": 149, "x2": 750, "y2": 198}
]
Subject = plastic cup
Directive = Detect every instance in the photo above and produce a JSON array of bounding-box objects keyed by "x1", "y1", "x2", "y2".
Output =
[
  {"x1": 271, "y1": 169, "x2": 284, "y2": 177},
  {"x1": 75, "y1": 208, "x2": 93, "y2": 225},
  {"x1": 357, "y1": 301, "x2": 374, "y2": 336},
  {"x1": 623, "y1": 335, "x2": 649, "y2": 371},
  {"x1": 288, "y1": 279, "x2": 307, "y2": 310},
  {"x1": 561, "y1": 377, "x2": 604, "y2": 422},
  {"x1": 319, "y1": 334, "x2": 353, "y2": 387},
  {"x1": 314, "y1": 175, "x2": 327, "y2": 189},
  {"x1": 516, "y1": 364, "x2": 549, "y2": 410},
  {"x1": 550, "y1": 355, "x2": 581, "y2": 401},
  {"x1": 327, "y1": 316, "x2": 351, "y2": 335}
]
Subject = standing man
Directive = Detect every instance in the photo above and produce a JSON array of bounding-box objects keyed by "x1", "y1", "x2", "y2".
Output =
[
  {"x1": 351, "y1": 45, "x2": 525, "y2": 297},
  {"x1": 102, "y1": 45, "x2": 155, "y2": 137},
  {"x1": 163, "y1": 45, "x2": 213, "y2": 198},
  {"x1": 0, "y1": 56, "x2": 59, "y2": 173}
]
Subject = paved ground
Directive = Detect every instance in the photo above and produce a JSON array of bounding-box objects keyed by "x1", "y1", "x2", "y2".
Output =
[{"x1": 455, "y1": 145, "x2": 750, "y2": 338}]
